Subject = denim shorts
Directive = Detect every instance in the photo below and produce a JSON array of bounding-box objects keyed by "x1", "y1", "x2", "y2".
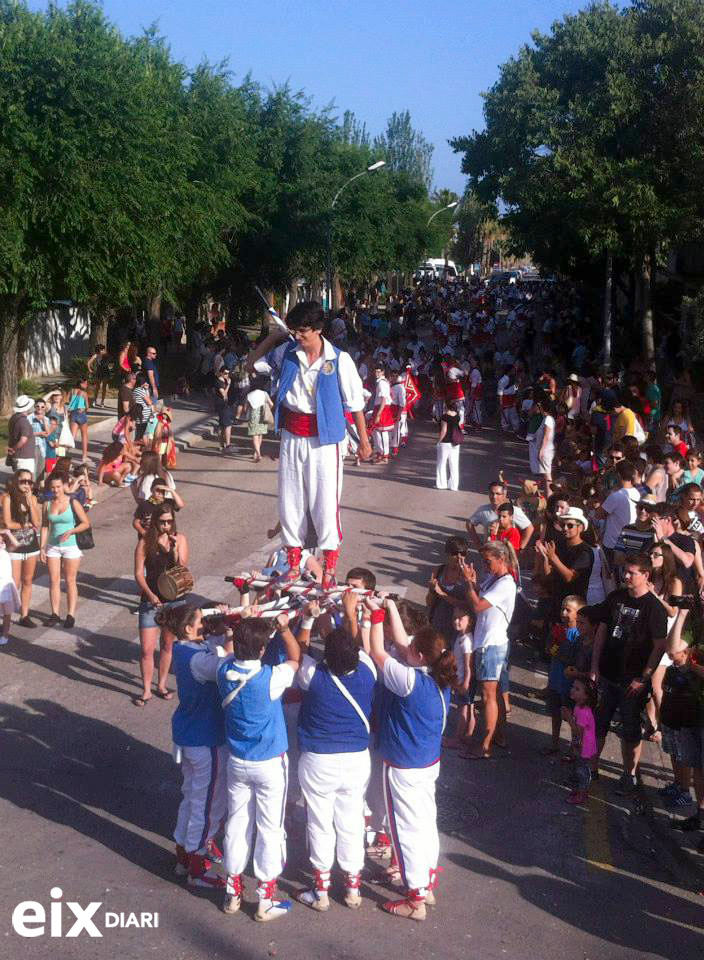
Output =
[
  {"x1": 70, "y1": 411, "x2": 88, "y2": 426},
  {"x1": 475, "y1": 643, "x2": 509, "y2": 683},
  {"x1": 138, "y1": 597, "x2": 187, "y2": 630}
]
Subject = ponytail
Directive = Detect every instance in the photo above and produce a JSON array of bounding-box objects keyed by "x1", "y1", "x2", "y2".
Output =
[
  {"x1": 155, "y1": 602, "x2": 200, "y2": 641},
  {"x1": 413, "y1": 625, "x2": 459, "y2": 691}
]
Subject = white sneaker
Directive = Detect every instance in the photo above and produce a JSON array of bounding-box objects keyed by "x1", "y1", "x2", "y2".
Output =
[
  {"x1": 298, "y1": 888, "x2": 330, "y2": 912},
  {"x1": 255, "y1": 898, "x2": 293, "y2": 922},
  {"x1": 0, "y1": 636, "x2": 8, "y2": 646}
]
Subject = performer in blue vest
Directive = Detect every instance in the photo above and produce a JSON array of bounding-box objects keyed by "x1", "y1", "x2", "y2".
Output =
[
  {"x1": 217, "y1": 613, "x2": 301, "y2": 922},
  {"x1": 294, "y1": 623, "x2": 377, "y2": 912},
  {"x1": 247, "y1": 301, "x2": 371, "y2": 587},
  {"x1": 366, "y1": 601, "x2": 458, "y2": 922},
  {"x1": 165, "y1": 604, "x2": 230, "y2": 889}
]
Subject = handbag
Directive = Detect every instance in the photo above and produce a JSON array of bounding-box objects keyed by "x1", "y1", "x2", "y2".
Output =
[
  {"x1": 262, "y1": 399, "x2": 274, "y2": 427},
  {"x1": 70, "y1": 500, "x2": 94, "y2": 550},
  {"x1": 58, "y1": 418, "x2": 75, "y2": 449}
]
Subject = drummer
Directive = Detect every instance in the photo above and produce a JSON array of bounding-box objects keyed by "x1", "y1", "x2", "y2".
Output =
[{"x1": 133, "y1": 502, "x2": 191, "y2": 706}]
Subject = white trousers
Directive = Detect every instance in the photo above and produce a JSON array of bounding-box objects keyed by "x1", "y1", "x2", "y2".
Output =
[
  {"x1": 436, "y1": 442, "x2": 460, "y2": 491},
  {"x1": 383, "y1": 761, "x2": 440, "y2": 893},
  {"x1": 500, "y1": 405, "x2": 520, "y2": 432},
  {"x1": 466, "y1": 394, "x2": 482, "y2": 427},
  {"x1": 373, "y1": 428, "x2": 391, "y2": 456},
  {"x1": 223, "y1": 753, "x2": 288, "y2": 882},
  {"x1": 298, "y1": 749, "x2": 370, "y2": 874},
  {"x1": 173, "y1": 744, "x2": 228, "y2": 852},
  {"x1": 365, "y1": 747, "x2": 387, "y2": 833},
  {"x1": 279, "y1": 430, "x2": 343, "y2": 551},
  {"x1": 391, "y1": 412, "x2": 407, "y2": 449}
]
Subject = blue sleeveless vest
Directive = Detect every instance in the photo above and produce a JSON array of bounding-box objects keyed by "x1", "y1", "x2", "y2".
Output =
[
  {"x1": 217, "y1": 659, "x2": 288, "y2": 761},
  {"x1": 171, "y1": 644, "x2": 225, "y2": 748},
  {"x1": 298, "y1": 659, "x2": 375, "y2": 754},
  {"x1": 379, "y1": 669, "x2": 450, "y2": 768},
  {"x1": 274, "y1": 340, "x2": 347, "y2": 445}
]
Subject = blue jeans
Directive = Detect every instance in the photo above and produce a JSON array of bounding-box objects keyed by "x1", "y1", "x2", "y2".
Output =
[{"x1": 475, "y1": 643, "x2": 509, "y2": 683}]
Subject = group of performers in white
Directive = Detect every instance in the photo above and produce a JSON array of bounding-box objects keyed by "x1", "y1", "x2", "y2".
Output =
[{"x1": 166, "y1": 302, "x2": 455, "y2": 922}]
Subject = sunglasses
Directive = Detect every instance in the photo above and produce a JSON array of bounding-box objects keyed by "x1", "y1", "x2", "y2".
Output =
[
  {"x1": 158, "y1": 519, "x2": 174, "y2": 526},
  {"x1": 17, "y1": 479, "x2": 32, "y2": 485},
  {"x1": 562, "y1": 522, "x2": 579, "y2": 529}
]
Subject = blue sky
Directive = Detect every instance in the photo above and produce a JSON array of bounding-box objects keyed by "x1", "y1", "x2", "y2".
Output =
[{"x1": 30, "y1": 0, "x2": 593, "y2": 192}]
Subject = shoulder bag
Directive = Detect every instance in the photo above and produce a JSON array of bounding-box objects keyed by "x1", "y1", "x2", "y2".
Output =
[{"x1": 71, "y1": 500, "x2": 94, "y2": 550}]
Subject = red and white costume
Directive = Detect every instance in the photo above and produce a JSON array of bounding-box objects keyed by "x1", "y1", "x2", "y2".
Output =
[
  {"x1": 444, "y1": 365, "x2": 465, "y2": 425},
  {"x1": 262, "y1": 338, "x2": 364, "y2": 558},
  {"x1": 497, "y1": 374, "x2": 519, "y2": 432},
  {"x1": 465, "y1": 365, "x2": 483, "y2": 428},
  {"x1": 390, "y1": 380, "x2": 407, "y2": 452},
  {"x1": 371, "y1": 376, "x2": 395, "y2": 457}
]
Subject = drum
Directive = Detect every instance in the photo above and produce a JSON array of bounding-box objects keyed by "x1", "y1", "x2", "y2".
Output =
[{"x1": 157, "y1": 564, "x2": 194, "y2": 602}]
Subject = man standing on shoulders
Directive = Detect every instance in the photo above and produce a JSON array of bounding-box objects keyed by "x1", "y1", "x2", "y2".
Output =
[{"x1": 247, "y1": 301, "x2": 371, "y2": 587}]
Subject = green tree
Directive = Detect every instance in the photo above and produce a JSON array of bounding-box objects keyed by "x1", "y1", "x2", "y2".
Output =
[{"x1": 374, "y1": 110, "x2": 434, "y2": 190}]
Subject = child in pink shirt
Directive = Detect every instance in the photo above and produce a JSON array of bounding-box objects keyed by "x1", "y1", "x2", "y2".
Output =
[{"x1": 566, "y1": 678, "x2": 598, "y2": 805}]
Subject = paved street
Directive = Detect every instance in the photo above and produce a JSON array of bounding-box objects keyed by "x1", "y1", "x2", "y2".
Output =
[{"x1": 1, "y1": 418, "x2": 702, "y2": 959}]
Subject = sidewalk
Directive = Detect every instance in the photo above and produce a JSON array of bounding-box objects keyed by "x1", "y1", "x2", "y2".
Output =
[{"x1": 0, "y1": 393, "x2": 216, "y2": 487}]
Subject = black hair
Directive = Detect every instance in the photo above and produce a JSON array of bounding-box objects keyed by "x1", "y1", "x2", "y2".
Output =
[
  {"x1": 155, "y1": 603, "x2": 201, "y2": 640},
  {"x1": 324, "y1": 626, "x2": 360, "y2": 676},
  {"x1": 396, "y1": 600, "x2": 430, "y2": 635},
  {"x1": 497, "y1": 502, "x2": 514, "y2": 515},
  {"x1": 232, "y1": 618, "x2": 272, "y2": 660},
  {"x1": 445, "y1": 535, "x2": 469, "y2": 557},
  {"x1": 286, "y1": 301, "x2": 325, "y2": 331},
  {"x1": 345, "y1": 566, "x2": 377, "y2": 590}
]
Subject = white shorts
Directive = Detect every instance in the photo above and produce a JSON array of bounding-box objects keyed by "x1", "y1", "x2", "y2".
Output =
[{"x1": 46, "y1": 544, "x2": 83, "y2": 560}]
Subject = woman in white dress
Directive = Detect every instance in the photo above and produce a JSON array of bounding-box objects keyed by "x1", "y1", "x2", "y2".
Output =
[{"x1": 528, "y1": 397, "x2": 556, "y2": 494}]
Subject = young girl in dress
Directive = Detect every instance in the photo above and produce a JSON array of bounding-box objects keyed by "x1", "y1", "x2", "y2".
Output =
[
  {"x1": 366, "y1": 599, "x2": 457, "y2": 921},
  {"x1": 0, "y1": 528, "x2": 21, "y2": 645}
]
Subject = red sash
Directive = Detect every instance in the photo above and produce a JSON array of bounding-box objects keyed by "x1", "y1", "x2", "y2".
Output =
[{"x1": 282, "y1": 407, "x2": 318, "y2": 437}]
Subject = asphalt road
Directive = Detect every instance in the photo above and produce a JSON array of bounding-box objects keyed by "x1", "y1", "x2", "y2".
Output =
[{"x1": 1, "y1": 417, "x2": 702, "y2": 960}]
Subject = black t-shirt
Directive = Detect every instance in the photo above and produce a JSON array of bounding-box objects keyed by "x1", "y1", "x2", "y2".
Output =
[
  {"x1": 592, "y1": 589, "x2": 668, "y2": 682},
  {"x1": 549, "y1": 541, "x2": 593, "y2": 618},
  {"x1": 440, "y1": 412, "x2": 461, "y2": 445},
  {"x1": 667, "y1": 533, "x2": 696, "y2": 588},
  {"x1": 660, "y1": 664, "x2": 704, "y2": 729}
]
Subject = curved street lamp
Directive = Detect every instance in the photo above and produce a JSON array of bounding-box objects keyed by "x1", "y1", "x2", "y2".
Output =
[
  {"x1": 327, "y1": 160, "x2": 386, "y2": 310},
  {"x1": 426, "y1": 200, "x2": 459, "y2": 227}
]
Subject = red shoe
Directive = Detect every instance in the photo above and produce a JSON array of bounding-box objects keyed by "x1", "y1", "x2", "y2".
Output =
[
  {"x1": 391, "y1": 447, "x2": 399, "y2": 456},
  {"x1": 187, "y1": 852, "x2": 225, "y2": 888},
  {"x1": 206, "y1": 838, "x2": 223, "y2": 863},
  {"x1": 382, "y1": 891, "x2": 426, "y2": 921},
  {"x1": 322, "y1": 549, "x2": 339, "y2": 589},
  {"x1": 285, "y1": 546, "x2": 302, "y2": 581}
]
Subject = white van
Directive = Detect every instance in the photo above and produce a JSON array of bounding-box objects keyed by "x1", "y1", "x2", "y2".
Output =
[{"x1": 415, "y1": 258, "x2": 459, "y2": 280}]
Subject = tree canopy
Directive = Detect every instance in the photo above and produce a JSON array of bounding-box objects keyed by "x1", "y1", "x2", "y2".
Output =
[{"x1": 0, "y1": 0, "x2": 453, "y2": 409}]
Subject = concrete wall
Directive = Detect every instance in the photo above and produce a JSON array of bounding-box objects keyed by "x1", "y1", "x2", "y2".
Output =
[{"x1": 23, "y1": 306, "x2": 91, "y2": 377}]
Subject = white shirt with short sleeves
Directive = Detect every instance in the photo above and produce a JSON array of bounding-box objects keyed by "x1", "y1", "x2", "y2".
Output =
[
  {"x1": 263, "y1": 336, "x2": 365, "y2": 416},
  {"x1": 473, "y1": 574, "x2": 516, "y2": 650}
]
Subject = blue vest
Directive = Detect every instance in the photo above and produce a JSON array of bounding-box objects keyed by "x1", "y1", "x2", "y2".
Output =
[
  {"x1": 217, "y1": 659, "x2": 288, "y2": 761},
  {"x1": 274, "y1": 340, "x2": 347, "y2": 445},
  {"x1": 298, "y1": 659, "x2": 375, "y2": 754},
  {"x1": 379, "y1": 669, "x2": 450, "y2": 768},
  {"x1": 171, "y1": 645, "x2": 225, "y2": 748}
]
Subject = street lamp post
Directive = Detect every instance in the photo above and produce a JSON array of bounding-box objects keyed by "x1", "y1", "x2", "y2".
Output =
[
  {"x1": 426, "y1": 200, "x2": 459, "y2": 227},
  {"x1": 326, "y1": 160, "x2": 386, "y2": 311}
]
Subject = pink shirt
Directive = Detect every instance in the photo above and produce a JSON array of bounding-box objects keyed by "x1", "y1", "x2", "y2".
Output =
[{"x1": 574, "y1": 705, "x2": 597, "y2": 759}]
